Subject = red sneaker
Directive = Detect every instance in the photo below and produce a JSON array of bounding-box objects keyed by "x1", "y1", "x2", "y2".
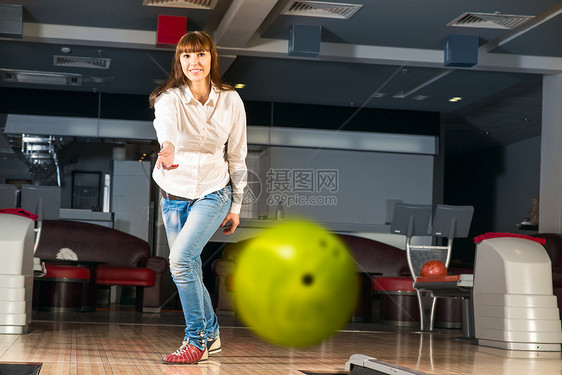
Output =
[{"x1": 161, "y1": 341, "x2": 208, "y2": 364}]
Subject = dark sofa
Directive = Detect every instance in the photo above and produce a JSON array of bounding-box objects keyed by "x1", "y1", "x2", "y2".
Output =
[
  {"x1": 212, "y1": 234, "x2": 410, "y2": 321},
  {"x1": 339, "y1": 234, "x2": 411, "y2": 321},
  {"x1": 35, "y1": 220, "x2": 167, "y2": 311}
]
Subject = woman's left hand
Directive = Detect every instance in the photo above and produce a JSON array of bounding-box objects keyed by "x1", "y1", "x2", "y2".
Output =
[{"x1": 221, "y1": 212, "x2": 240, "y2": 234}]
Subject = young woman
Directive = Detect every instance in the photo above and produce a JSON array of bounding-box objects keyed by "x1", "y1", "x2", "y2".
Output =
[{"x1": 149, "y1": 31, "x2": 247, "y2": 364}]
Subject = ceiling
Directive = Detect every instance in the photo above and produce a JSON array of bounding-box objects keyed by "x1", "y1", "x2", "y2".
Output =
[{"x1": 0, "y1": 0, "x2": 561, "y2": 150}]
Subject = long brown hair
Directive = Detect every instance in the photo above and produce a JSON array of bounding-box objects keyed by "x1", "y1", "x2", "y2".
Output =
[{"x1": 149, "y1": 31, "x2": 233, "y2": 107}]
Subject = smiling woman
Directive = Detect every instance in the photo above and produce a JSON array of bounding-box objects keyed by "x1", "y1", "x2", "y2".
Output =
[{"x1": 148, "y1": 31, "x2": 248, "y2": 365}]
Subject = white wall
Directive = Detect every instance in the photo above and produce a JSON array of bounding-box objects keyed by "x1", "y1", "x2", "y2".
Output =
[
  {"x1": 264, "y1": 146, "x2": 434, "y2": 225},
  {"x1": 494, "y1": 136, "x2": 541, "y2": 232},
  {"x1": 112, "y1": 161, "x2": 151, "y2": 241}
]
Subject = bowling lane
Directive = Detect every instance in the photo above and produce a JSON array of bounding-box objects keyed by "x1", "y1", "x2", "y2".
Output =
[{"x1": 4, "y1": 317, "x2": 562, "y2": 375}]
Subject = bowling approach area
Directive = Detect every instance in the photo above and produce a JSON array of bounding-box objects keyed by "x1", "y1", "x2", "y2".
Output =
[{"x1": 1, "y1": 310, "x2": 561, "y2": 375}]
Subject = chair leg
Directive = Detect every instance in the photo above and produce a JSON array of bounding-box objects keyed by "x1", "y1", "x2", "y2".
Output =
[
  {"x1": 429, "y1": 296, "x2": 437, "y2": 331},
  {"x1": 416, "y1": 290, "x2": 437, "y2": 331}
]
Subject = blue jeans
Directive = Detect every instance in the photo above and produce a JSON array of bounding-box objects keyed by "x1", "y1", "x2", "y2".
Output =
[{"x1": 161, "y1": 184, "x2": 232, "y2": 350}]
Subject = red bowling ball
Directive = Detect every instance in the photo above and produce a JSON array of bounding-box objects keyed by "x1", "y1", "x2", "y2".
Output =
[{"x1": 420, "y1": 260, "x2": 447, "y2": 277}]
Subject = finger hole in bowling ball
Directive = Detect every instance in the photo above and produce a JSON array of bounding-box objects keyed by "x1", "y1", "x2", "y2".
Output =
[
  {"x1": 319, "y1": 238, "x2": 327, "y2": 248},
  {"x1": 302, "y1": 273, "x2": 314, "y2": 286}
]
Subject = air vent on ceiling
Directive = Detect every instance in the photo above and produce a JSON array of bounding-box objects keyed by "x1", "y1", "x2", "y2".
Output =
[
  {"x1": 447, "y1": 12, "x2": 534, "y2": 30},
  {"x1": 53, "y1": 55, "x2": 111, "y2": 69},
  {"x1": 282, "y1": 1, "x2": 363, "y2": 19},
  {"x1": 0, "y1": 69, "x2": 82, "y2": 86},
  {"x1": 142, "y1": 0, "x2": 218, "y2": 9}
]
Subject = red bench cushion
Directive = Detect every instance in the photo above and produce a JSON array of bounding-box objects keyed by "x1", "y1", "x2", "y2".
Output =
[
  {"x1": 45, "y1": 265, "x2": 90, "y2": 280},
  {"x1": 416, "y1": 275, "x2": 460, "y2": 283},
  {"x1": 97, "y1": 266, "x2": 155, "y2": 287}
]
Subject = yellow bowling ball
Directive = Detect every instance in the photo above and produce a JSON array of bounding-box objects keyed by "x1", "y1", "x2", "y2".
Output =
[{"x1": 233, "y1": 220, "x2": 358, "y2": 347}]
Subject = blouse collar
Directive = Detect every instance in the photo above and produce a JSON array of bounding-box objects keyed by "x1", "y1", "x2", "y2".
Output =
[{"x1": 182, "y1": 84, "x2": 218, "y2": 107}]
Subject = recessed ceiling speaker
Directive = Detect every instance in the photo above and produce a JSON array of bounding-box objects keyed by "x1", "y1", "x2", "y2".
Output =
[
  {"x1": 0, "y1": 4, "x2": 23, "y2": 39},
  {"x1": 444, "y1": 34, "x2": 479, "y2": 67},
  {"x1": 288, "y1": 24, "x2": 322, "y2": 57}
]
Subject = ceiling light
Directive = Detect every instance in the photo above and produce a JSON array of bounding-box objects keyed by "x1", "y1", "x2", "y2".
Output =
[
  {"x1": 449, "y1": 97, "x2": 462, "y2": 102},
  {"x1": 412, "y1": 95, "x2": 430, "y2": 101},
  {"x1": 234, "y1": 83, "x2": 245, "y2": 89},
  {"x1": 371, "y1": 92, "x2": 387, "y2": 98}
]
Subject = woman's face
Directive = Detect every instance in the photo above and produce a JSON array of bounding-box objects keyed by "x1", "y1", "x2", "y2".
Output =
[{"x1": 180, "y1": 50, "x2": 212, "y2": 85}]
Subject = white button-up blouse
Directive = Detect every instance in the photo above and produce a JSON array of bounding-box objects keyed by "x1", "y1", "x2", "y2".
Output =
[{"x1": 152, "y1": 85, "x2": 247, "y2": 214}]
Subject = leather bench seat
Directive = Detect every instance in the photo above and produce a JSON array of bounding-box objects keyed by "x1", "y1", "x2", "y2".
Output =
[
  {"x1": 374, "y1": 269, "x2": 472, "y2": 329},
  {"x1": 97, "y1": 266, "x2": 155, "y2": 287},
  {"x1": 35, "y1": 220, "x2": 168, "y2": 311},
  {"x1": 213, "y1": 235, "x2": 413, "y2": 322},
  {"x1": 44, "y1": 265, "x2": 90, "y2": 281},
  {"x1": 35, "y1": 264, "x2": 91, "y2": 312},
  {"x1": 373, "y1": 276, "x2": 415, "y2": 293}
]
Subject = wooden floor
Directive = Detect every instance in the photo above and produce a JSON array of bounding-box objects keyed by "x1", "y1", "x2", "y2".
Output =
[{"x1": 1, "y1": 310, "x2": 562, "y2": 375}]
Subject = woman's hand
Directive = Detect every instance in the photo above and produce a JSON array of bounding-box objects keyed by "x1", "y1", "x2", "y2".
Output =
[
  {"x1": 156, "y1": 141, "x2": 178, "y2": 170},
  {"x1": 221, "y1": 212, "x2": 240, "y2": 234}
]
